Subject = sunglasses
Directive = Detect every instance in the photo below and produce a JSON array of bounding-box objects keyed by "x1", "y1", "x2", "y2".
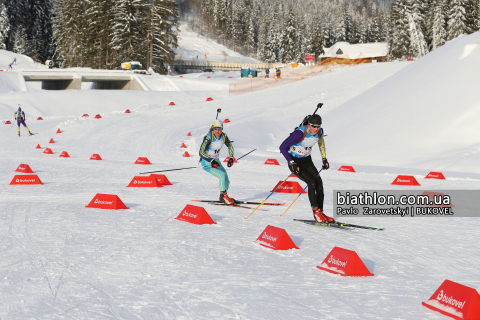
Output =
[
  {"x1": 213, "y1": 127, "x2": 223, "y2": 130},
  {"x1": 309, "y1": 124, "x2": 321, "y2": 128}
]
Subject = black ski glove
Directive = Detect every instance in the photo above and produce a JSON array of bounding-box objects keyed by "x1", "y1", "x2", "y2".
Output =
[
  {"x1": 211, "y1": 159, "x2": 219, "y2": 168},
  {"x1": 227, "y1": 157, "x2": 234, "y2": 167},
  {"x1": 288, "y1": 161, "x2": 301, "y2": 176},
  {"x1": 322, "y1": 158, "x2": 330, "y2": 170}
]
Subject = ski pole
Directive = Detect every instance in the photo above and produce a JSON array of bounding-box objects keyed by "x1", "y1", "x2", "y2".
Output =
[
  {"x1": 140, "y1": 148, "x2": 257, "y2": 174},
  {"x1": 140, "y1": 166, "x2": 203, "y2": 174},
  {"x1": 244, "y1": 173, "x2": 293, "y2": 220},
  {"x1": 280, "y1": 168, "x2": 322, "y2": 217},
  {"x1": 235, "y1": 148, "x2": 257, "y2": 161}
]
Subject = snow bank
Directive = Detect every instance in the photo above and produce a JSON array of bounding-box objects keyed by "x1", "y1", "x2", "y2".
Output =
[
  {"x1": 0, "y1": 71, "x2": 27, "y2": 93},
  {"x1": 0, "y1": 49, "x2": 47, "y2": 70},
  {"x1": 325, "y1": 32, "x2": 480, "y2": 173}
]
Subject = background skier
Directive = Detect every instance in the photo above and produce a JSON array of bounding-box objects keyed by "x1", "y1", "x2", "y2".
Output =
[
  {"x1": 14, "y1": 106, "x2": 34, "y2": 137},
  {"x1": 279, "y1": 114, "x2": 332, "y2": 222},
  {"x1": 199, "y1": 119, "x2": 236, "y2": 204}
]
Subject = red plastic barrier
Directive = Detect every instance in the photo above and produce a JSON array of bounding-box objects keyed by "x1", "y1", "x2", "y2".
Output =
[
  {"x1": 82, "y1": 114, "x2": 89, "y2": 117},
  {"x1": 175, "y1": 204, "x2": 216, "y2": 225},
  {"x1": 48, "y1": 138, "x2": 55, "y2": 143},
  {"x1": 85, "y1": 194, "x2": 129, "y2": 210},
  {"x1": 338, "y1": 166, "x2": 355, "y2": 172},
  {"x1": 183, "y1": 151, "x2": 190, "y2": 157},
  {"x1": 271, "y1": 181, "x2": 306, "y2": 194},
  {"x1": 36, "y1": 144, "x2": 41, "y2": 149},
  {"x1": 124, "y1": 109, "x2": 131, "y2": 113},
  {"x1": 180, "y1": 143, "x2": 187, "y2": 148},
  {"x1": 254, "y1": 225, "x2": 299, "y2": 250},
  {"x1": 127, "y1": 176, "x2": 163, "y2": 188},
  {"x1": 422, "y1": 279, "x2": 480, "y2": 320},
  {"x1": 5, "y1": 121, "x2": 11, "y2": 124},
  {"x1": 9, "y1": 174, "x2": 43, "y2": 185},
  {"x1": 206, "y1": 97, "x2": 213, "y2": 101},
  {"x1": 207, "y1": 76, "x2": 211, "y2": 78},
  {"x1": 264, "y1": 159, "x2": 280, "y2": 165},
  {"x1": 223, "y1": 119, "x2": 231, "y2": 123},
  {"x1": 149, "y1": 174, "x2": 173, "y2": 185},
  {"x1": 43, "y1": 148, "x2": 54, "y2": 154},
  {"x1": 59, "y1": 151, "x2": 70, "y2": 158},
  {"x1": 187, "y1": 132, "x2": 191, "y2": 136},
  {"x1": 37, "y1": 117, "x2": 43, "y2": 120},
  {"x1": 15, "y1": 164, "x2": 34, "y2": 173},
  {"x1": 169, "y1": 102, "x2": 175, "y2": 106},
  {"x1": 425, "y1": 172, "x2": 446, "y2": 179},
  {"x1": 135, "y1": 157, "x2": 152, "y2": 165},
  {"x1": 90, "y1": 154, "x2": 102, "y2": 160},
  {"x1": 94, "y1": 114, "x2": 102, "y2": 119},
  {"x1": 223, "y1": 157, "x2": 237, "y2": 163},
  {"x1": 56, "y1": 129, "x2": 61, "y2": 134},
  {"x1": 317, "y1": 247, "x2": 374, "y2": 277},
  {"x1": 391, "y1": 175, "x2": 421, "y2": 186}
]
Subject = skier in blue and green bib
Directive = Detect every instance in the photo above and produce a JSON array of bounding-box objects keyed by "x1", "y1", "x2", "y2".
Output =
[{"x1": 199, "y1": 119, "x2": 236, "y2": 204}]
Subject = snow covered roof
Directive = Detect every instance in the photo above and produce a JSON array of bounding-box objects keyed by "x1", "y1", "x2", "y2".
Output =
[{"x1": 319, "y1": 42, "x2": 388, "y2": 59}]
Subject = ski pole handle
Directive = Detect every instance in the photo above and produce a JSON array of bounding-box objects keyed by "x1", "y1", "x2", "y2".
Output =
[{"x1": 312, "y1": 103, "x2": 323, "y2": 115}]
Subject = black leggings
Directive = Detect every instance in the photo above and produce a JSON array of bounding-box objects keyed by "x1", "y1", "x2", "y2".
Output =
[{"x1": 293, "y1": 156, "x2": 324, "y2": 209}]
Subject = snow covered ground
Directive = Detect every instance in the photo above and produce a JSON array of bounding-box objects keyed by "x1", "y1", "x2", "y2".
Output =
[{"x1": 1, "y1": 32, "x2": 480, "y2": 319}]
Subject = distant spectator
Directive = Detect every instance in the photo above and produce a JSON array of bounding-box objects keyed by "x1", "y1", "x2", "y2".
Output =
[
  {"x1": 247, "y1": 67, "x2": 251, "y2": 77},
  {"x1": 265, "y1": 68, "x2": 270, "y2": 78},
  {"x1": 7, "y1": 62, "x2": 13, "y2": 71},
  {"x1": 240, "y1": 67, "x2": 244, "y2": 78},
  {"x1": 276, "y1": 68, "x2": 281, "y2": 78},
  {"x1": 13, "y1": 58, "x2": 17, "y2": 64}
]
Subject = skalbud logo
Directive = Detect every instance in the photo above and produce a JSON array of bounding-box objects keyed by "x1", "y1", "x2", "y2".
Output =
[{"x1": 436, "y1": 290, "x2": 466, "y2": 309}]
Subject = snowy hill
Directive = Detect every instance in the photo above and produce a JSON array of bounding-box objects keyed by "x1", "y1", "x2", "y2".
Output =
[
  {"x1": 175, "y1": 23, "x2": 259, "y2": 62},
  {"x1": 325, "y1": 32, "x2": 480, "y2": 173},
  {"x1": 1, "y1": 34, "x2": 480, "y2": 319}
]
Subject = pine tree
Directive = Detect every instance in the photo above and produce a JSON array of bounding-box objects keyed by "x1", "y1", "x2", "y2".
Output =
[
  {"x1": 84, "y1": 0, "x2": 115, "y2": 69},
  {"x1": 246, "y1": 14, "x2": 256, "y2": 55},
  {"x1": 464, "y1": 0, "x2": 479, "y2": 33},
  {"x1": 431, "y1": 0, "x2": 447, "y2": 49},
  {"x1": 371, "y1": 14, "x2": 381, "y2": 42},
  {"x1": 310, "y1": 17, "x2": 324, "y2": 61},
  {"x1": 147, "y1": 0, "x2": 179, "y2": 73},
  {"x1": 447, "y1": 0, "x2": 467, "y2": 39},
  {"x1": 338, "y1": 4, "x2": 351, "y2": 42},
  {"x1": 388, "y1": 0, "x2": 412, "y2": 59},
  {"x1": 0, "y1": 2, "x2": 9, "y2": 50},
  {"x1": 408, "y1": 0, "x2": 429, "y2": 58},
  {"x1": 110, "y1": 0, "x2": 146, "y2": 67},
  {"x1": 280, "y1": 7, "x2": 297, "y2": 63},
  {"x1": 30, "y1": 0, "x2": 54, "y2": 62}
]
